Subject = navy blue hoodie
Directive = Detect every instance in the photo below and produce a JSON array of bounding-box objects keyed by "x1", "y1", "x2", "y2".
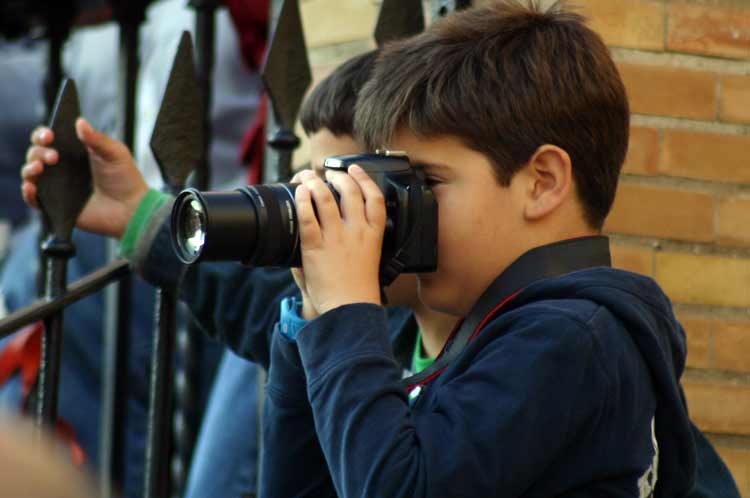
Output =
[
  {"x1": 283, "y1": 238, "x2": 696, "y2": 498},
  {"x1": 131, "y1": 219, "x2": 733, "y2": 496}
]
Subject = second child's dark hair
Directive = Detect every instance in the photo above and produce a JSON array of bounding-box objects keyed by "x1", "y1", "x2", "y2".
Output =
[
  {"x1": 355, "y1": 1, "x2": 629, "y2": 229},
  {"x1": 300, "y1": 50, "x2": 379, "y2": 137}
]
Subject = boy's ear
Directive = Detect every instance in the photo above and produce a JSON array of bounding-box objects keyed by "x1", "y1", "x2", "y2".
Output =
[{"x1": 522, "y1": 144, "x2": 573, "y2": 221}]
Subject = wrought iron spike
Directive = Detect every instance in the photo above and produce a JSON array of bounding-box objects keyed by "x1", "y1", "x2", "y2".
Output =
[
  {"x1": 36, "y1": 79, "x2": 92, "y2": 242},
  {"x1": 375, "y1": 0, "x2": 425, "y2": 46},
  {"x1": 262, "y1": 0, "x2": 312, "y2": 130},
  {"x1": 150, "y1": 31, "x2": 204, "y2": 190},
  {"x1": 111, "y1": 0, "x2": 151, "y2": 25}
]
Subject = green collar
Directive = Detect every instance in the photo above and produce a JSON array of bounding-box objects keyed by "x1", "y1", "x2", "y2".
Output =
[{"x1": 411, "y1": 328, "x2": 435, "y2": 374}]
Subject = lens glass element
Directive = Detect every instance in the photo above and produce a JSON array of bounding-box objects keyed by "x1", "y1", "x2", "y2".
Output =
[{"x1": 181, "y1": 198, "x2": 206, "y2": 258}]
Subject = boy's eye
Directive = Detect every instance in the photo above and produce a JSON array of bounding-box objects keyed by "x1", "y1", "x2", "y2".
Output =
[{"x1": 425, "y1": 176, "x2": 442, "y2": 187}]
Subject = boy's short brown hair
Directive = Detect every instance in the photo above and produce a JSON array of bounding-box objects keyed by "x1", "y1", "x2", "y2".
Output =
[
  {"x1": 355, "y1": 0, "x2": 629, "y2": 229},
  {"x1": 300, "y1": 50, "x2": 379, "y2": 137}
]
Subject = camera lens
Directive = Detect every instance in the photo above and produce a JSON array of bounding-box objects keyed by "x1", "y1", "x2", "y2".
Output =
[
  {"x1": 172, "y1": 188, "x2": 261, "y2": 264},
  {"x1": 171, "y1": 185, "x2": 302, "y2": 266},
  {"x1": 180, "y1": 198, "x2": 206, "y2": 259}
]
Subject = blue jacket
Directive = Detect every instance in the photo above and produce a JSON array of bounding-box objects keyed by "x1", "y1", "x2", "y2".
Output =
[
  {"x1": 134, "y1": 213, "x2": 739, "y2": 498},
  {"x1": 264, "y1": 237, "x2": 707, "y2": 498}
]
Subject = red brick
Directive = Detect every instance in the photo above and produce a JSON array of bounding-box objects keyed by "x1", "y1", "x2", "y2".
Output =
[
  {"x1": 677, "y1": 315, "x2": 712, "y2": 369},
  {"x1": 655, "y1": 252, "x2": 750, "y2": 308},
  {"x1": 713, "y1": 445, "x2": 750, "y2": 498},
  {"x1": 660, "y1": 130, "x2": 750, "y2": 184},
  {"x1": 301, "y1": 1, "x2": 377, "y2": 48},
  {"x1": 610, "y1": 243, "x2": 653, "y2": 276},
  {"x1": 605, "y1": 184, "x2": 714, "y2": 242},
  {"x1": 721, "y1": 74, "x2": 750, "y2": 124},
  {"x1": 577, "y1": 0, "x2": 664, "y2": 50},
  {"x1": 668, "y1": 3, "x2": 750, "y2": 59},
  {"x1": 684, "y1": 379, "x2": 750, "y2": 435},
  {"x1": 718, "y1": 197, "x2": 750, "y2": 247},
  {"x1": 623, "y1": 127, "x2": 659, "y2": 175},
  {"x1": 715, "y1": 321, "x2": 750, "y2": 373},
  {"x1": 618, "y1": 64, "x2": 717, "y2": 120}
]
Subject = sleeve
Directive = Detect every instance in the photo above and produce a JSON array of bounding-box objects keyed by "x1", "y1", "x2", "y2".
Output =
[
  {"x1": 260, "y1": 328, "x2": 336, "y2": 498},
  {"x1": 295, "y1": 304, "x2": 610, "y2": 498},
  {"x1": 120, "y1": 188, "x2": 298, "y2": 368}
]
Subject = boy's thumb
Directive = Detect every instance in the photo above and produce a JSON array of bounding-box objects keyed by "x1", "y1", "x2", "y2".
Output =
[{"x1": 75, "y1": 117, "x2": 122, "y2": 161}]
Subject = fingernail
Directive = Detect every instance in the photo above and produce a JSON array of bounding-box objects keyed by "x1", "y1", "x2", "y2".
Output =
[
  {"x1": 39, "y1": 131, "x2": 48, "y2": 142},
  {"x1": 349, "y1": 164, "x2": 363, "y2": 174},
  {"x1": 45, "y1": 151, "x2": 57, "y2": 162}
]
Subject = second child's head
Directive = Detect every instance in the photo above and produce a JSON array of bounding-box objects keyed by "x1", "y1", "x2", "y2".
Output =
[
  {"x1": 298, "y1": 48, "x2": 432, "y2": 310},
  {"x1": 300, "y1": 50, "x2": 377, "y2": 177},
  {"x1": 355, "y1": 0, "x2": 629, "y2": 315}
]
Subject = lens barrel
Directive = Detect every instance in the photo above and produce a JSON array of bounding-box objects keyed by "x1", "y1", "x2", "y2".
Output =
[{"x1": 171, "y1": 184, "x2": 304, "y2": 266}]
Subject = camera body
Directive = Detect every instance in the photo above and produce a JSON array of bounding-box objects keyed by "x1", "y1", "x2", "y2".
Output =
[{"x1": 171, "y1": 151, "x2": 438, "y2": 274}]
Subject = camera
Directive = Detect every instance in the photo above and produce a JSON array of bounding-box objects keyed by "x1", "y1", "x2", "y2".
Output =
[{"x1": 171, "y1": 151, "x2": 438, "y2": 274}]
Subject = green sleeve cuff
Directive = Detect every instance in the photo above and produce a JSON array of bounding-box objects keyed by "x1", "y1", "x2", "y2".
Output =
[{"x1": 119, "y1": 189, "x2": 172, "y2": 259}]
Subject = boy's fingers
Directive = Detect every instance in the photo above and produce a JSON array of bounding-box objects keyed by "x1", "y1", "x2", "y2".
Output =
[
  {"x1": 26, "y1": 146, "x2": 58, "y2": 165},
  {"x1": 30, "y1": 127, "x2": 54, "y2": 146},
  {"x1": 325, "y1": 170, "x2": 364, "y2": 223},
  {"x1": 290, "y1": 168, "x2": 314, "y2": 184},
  {"x1": 20, "y1": 161, "x2": 44, "y2": 181},
  {"x1": 21, "y1": 182, "x2": 39, "y2": 208},
  {"x1": 75, "y1": 117, "x2": 122, "y2": 161},
  {"x1": 301, "y1": 172, "x2": 340, "y2": 231},
  {"x1": 349, "y1": 165, "x2": 386, "y2": 228},
  {"x1": 295, "y1": 185, "x2": 322, "y2": 247}
]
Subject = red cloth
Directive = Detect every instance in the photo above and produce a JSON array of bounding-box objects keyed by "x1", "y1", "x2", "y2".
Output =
[
  {"x1": 223, "y1": 0, "x2": 271, "y2": 184},
  {"x1": 0, "y1": 322, "x2": 86, "y2": 466},
  {"x1": 0, "y1": 322, "x2": 43, "y2": 399},
  {"x1": 223, "y1": 0, "x2": 271, "y2": 71}
]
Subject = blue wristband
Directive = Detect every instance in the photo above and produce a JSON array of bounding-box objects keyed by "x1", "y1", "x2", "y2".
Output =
[{"x1": 279, "y1": 296, "x2": 309, "y2": 341}]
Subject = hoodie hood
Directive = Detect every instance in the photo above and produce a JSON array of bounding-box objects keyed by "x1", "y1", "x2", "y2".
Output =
[{"x1": 515, "y1": 267, "x2": 696, "y2": 497}]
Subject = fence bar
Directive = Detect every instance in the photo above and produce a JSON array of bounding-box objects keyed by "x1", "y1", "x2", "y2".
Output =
[
  {"x1": 36, "y1": 248, "x2": 72, "y2": 427},
  {"x1": 0, "y1": 260, "x2": 130, "y2": 339},
  {"x1": 190, "y1": 0, "x2": 218, "y2": 190},
  {"x1": 165, "y1": 5, "x2": 220, "y2": 496},
  {"x1": 33, "y1": 80, "x2": 92, "y2": 429},
  {"x1": 145, "y1": 288, "x2": 178, "y2": 498},
  {"x1": 38, "y1": 1, "x2": 75, "y2": 299},
  {"x1": 144, "y1": 32, "x2": 204, "y2": 498},
  {"x1": 99, "y1": 3, "x2": 147, "y2": 495},
  {"x1": 262, "y1": 0, "x2": 311, "y2": 182}
]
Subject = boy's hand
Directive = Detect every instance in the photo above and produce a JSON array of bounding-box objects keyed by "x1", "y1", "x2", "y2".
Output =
[
  {"x1": 289, "y1": 170, "x2": 319, "y2": 321},
  {"x1": 21, "y1": 117, "x2": 149, "y2": 239},
  {"x1": 295, "y1": 166, "x2": 385, "y2": 316}
]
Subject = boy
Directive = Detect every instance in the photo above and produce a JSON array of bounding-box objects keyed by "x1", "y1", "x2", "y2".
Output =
[
  {"x1": 20, "y1": 4, "x2": 738, "y2": 496},
  {"x1": 278, "y1": 2, "x2": 695, "y2": 496}
]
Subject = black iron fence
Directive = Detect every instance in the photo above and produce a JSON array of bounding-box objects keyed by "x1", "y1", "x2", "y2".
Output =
[{"x1": 0, "y1": 1, "x2": 470, "y2": 496}]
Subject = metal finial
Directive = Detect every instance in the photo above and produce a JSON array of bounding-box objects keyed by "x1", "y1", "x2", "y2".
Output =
[
  {"x1": 375, "y1": 0, "x2": 425, "y2": 46},
  {"x1": 150, "y1": 31, "x2": 205, "y2": 190},
  {"x1": 36, "y1": 79, "x2": 92, "y2": 242},
  {"x1": 262, "y1": 0, "x2": 312, "y2": 130}
]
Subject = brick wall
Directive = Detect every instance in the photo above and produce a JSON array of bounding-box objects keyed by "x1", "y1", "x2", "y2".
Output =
[
  {"x1": 297, "y1": 0, "x2": 750, "y2": 491},
  {"x1": 582, "y1": 1, "x2": 750, "y2": 492}
]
